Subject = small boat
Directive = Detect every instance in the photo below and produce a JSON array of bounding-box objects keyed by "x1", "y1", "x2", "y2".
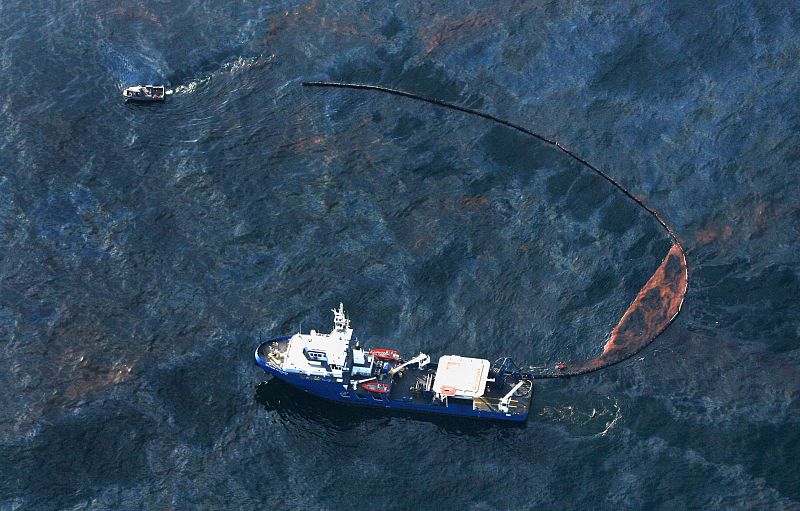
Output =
[
  {"x1": 370, "y1": 348, "x2": 400, "y2": 361},
  {"x1": 123, "y1": 85, "x2": 166, "y2": 102},
  {"x1": 361, "y1": 381, "x2": 390, "y2": 394}
]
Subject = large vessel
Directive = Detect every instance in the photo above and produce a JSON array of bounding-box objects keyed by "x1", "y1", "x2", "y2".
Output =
[{"x1": 255, "y1": 304, "x2": 533, "y2": 422}]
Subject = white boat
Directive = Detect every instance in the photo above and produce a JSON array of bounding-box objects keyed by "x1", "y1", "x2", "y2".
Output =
[{"x1": 122, "y1": 85, "x2": 165, "y2": 102}]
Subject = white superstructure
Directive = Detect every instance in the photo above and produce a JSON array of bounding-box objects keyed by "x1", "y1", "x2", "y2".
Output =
[{"x1": 280, "y1": 304, "x2": 373, "y2": 380}]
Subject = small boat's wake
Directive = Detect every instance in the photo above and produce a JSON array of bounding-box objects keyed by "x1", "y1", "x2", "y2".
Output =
[
  {"x1": 167, "y1": 54, "x2": 274, "y2": 96},
  {"x1": 302, "y1": 81, "x2": 689, "y2": 379},
  {"x1": 103, "y1": 43, "x2": 274, "y2": 97}
]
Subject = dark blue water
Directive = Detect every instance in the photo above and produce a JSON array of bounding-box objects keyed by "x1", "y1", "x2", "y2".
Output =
[{"x1": 1, "y1": 1, "x2": 799, "y2": 509}]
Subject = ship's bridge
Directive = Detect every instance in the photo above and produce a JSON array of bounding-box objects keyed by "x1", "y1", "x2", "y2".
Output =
[
  {"x1": 280, "y1": 303, "x2": 354, "y2": 377},
  {"x1": 432, "y1": 355, "x2": 490, "y2": 398},
  {"x1": 282, "y1": 331, "x2": 349, "y2": 375}
]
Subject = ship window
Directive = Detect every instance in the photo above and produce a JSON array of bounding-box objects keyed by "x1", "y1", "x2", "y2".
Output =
[{"x1": 305, "y1": 350, "x2": 326, "y2": 360}]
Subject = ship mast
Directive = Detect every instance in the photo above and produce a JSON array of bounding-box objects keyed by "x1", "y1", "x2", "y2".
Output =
[
  {"x1": 332, "y1": 303, "x2": 349, "y2": 330},
  {"x1": 331, "y1": 303, "x2": 353, "y2": 342}
]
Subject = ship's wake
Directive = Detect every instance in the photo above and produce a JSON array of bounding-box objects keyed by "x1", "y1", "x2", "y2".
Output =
[{"x1": 302, "y1": 81, "x2": 689, "y2": 379}]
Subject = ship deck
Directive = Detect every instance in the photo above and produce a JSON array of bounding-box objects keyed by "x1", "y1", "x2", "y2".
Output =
[
  {"x1": 257, "y1": 337, "x2": 291, "y2": 369},
  {"x1": 258, "y1": 337, "x2": 532, "y2": 417},
  {"x1": 370, "y1": 364, "x2": 532, "y2": 416}
]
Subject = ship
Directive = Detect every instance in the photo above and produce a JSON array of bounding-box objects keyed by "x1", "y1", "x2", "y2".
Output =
[{"x1": 255, "y1": 304, "x2": 533, "y2": 422}]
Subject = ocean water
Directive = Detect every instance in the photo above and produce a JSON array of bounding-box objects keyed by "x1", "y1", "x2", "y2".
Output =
[{"x1": 1, "y1": 1, "x2": 799, "y2": 509}]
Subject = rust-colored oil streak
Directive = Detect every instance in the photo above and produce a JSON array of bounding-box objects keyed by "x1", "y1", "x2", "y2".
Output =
[{"x1": 542, "y1": 244, "x2": 688, "y2": 377}]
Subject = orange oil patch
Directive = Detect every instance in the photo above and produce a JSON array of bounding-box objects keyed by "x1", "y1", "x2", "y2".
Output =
[
  {"x1": 258, "y1": 18, "x2": 283, "y2": 45},
  {"x1": 62, "y1": 360, "x2": 136, "y2": 402},
  {"x1": 565, "y1": 243, "x2": 688, "y2": 373},
  {"x1": 460, "y1": 196, "x2": 489, "y2": 211},
  {"x1": 418, "y1": 14, "x2": 499, "y2": 55},
  {"x1": 695, "y1": 225, "x2": 732, "y2": 244},
  {"x1": 259, "y1": 0, "x2": 320, "y2": 45},
  {"x1": 100, "y1": 6, "x2": 161, "y2": 25}
]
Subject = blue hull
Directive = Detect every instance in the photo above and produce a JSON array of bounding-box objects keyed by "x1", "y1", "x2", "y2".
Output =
[{"x1": 255, "y1": 338, "x2": 529, "y2": 422}]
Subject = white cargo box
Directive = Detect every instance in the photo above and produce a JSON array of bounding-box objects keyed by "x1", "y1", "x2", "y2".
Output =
[{"x1": 432, "y1": 355, "x2": 490, "y2": 398}]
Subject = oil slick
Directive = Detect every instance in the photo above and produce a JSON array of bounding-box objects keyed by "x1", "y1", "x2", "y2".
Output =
[
  {"x1": 543, "y1": 243, "x2": 688, "y2": 377},
  {"x1": 602, "y1": 245, "x2": 687, "y2": 361}
]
